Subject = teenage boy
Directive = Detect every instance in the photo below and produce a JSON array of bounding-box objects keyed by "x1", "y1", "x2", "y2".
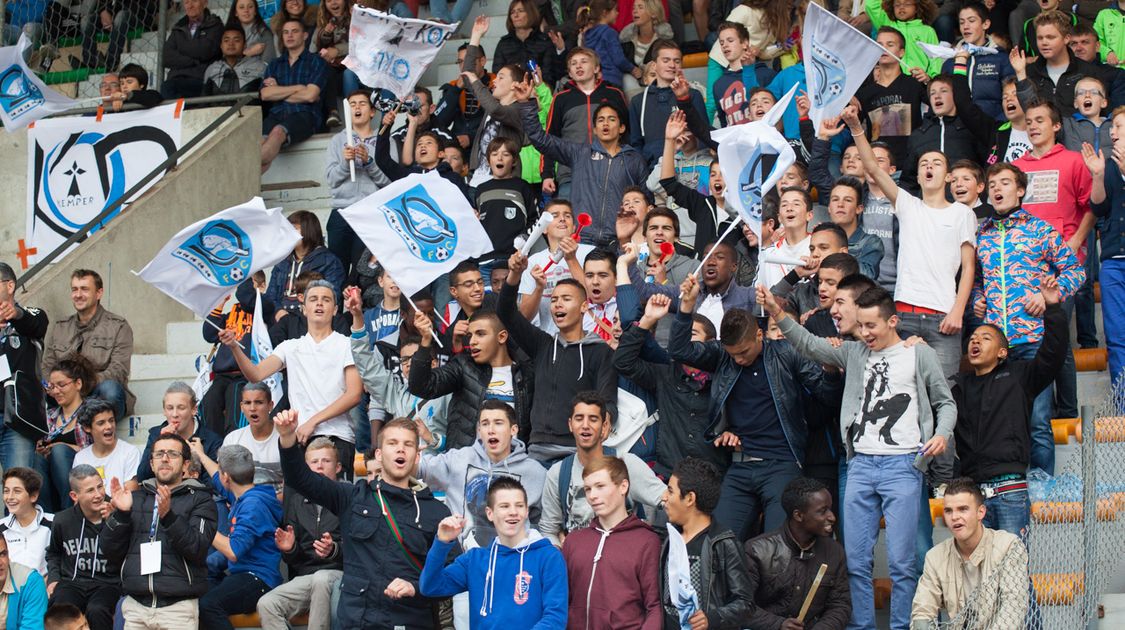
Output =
[
  {"x1": 845, "y1": 108, "x2": 978, "y2": 379},
  {"x1": 326, "y1": 90, "x2": 391, "y2": 275},
  {"x1": 137, "y1": 383, "x2": 222, "y2": 485},
  {"x1": 410, "y1": 309, "x2": 532, "y2": 449},
  {"x1": 658, "y1": 112, "x2": 735, "y2": 255},
  {"x1": 276, "y1": 413, "x2": 450, "y2": 629},
  {"x1": 441, "y1": 261, "x2": 499, "y2": 352},
  {"x1": 1, "y1": 468, "x2": 52, "y2": 577},
  {"x1": 192, "y1": 445, "x2": 283, "y2": 629},
  {"x1": 634, "y1": 207, "x2": 696, "y2": 290},
  {"x1": 360, "y1": 269, "x2": 403, "y2": 348},
  {"x1": 581, "y1": 250, "x2": 620, "y2": 343},
  {"x1": 517, "y1": 87, "x2": 648, "y2": 248},
  {"x1": 222, "y1": 280, "x2": 363, "y2": 477},
  {"x1": 900, "y1": 74, "x2": 988, "y2": 190},
  {"x1": 517, "y1": 200, "x2": 593, "y2": 334},
  {"x1": 0, "y1": 261, "x2": 50, "y2": 477},
  {"x1": 759, "y1": 285, "x2": 957, "y2": 630},
  {"x1": 959, "y1": 275, "x2": 1069, "y2": 536},
  {"x1": 102, "y1": 433, "x2": 218, "y2": 628},
  {"x1": 949, "y1": 160, "x2": 993, "y2": 224},
  {"x1": 375, "y1": 108, "x2": 472, "y2": 199},
  {"x1": 539, "y1": 393, "x2": 666, "y2": 546},
  {"x1": 72, "y1": 399, "x2": 141, "y2": 491},
  {"x1": 542, "y1": 47, "x2": 629, "y2": 199},
  {"x1": 973, "y1": 162, "x2": 1084, "y2": 479},
  {"x1": 831, "y1": 274, "x2": 880, "y2": 340},
  {"x1": 421, "y1": 478, "x2": 567, "y2": 629},
  {"x1": 615, "y1": 296, "x2": 724, "y2": 477},
  {"x1": 670, "y1": 277, "x2": 840, "y2": 541},
  {"x1": 562, "y1": 456, "x2": 662, "y2": 628},
  {"x1": 941, "y1": 2, "x2": 1015, "y2": 121},
  {"x1": 256, "y1": 438, "x2": 344, "y2": 630},
  {"x1": 500, "y1": 252, "x2": 618, "y2": 464},
  {"x1": 259, "y1": 18, "x2": 326, "y2": 173},
  {"x1": 629, "y1": 39, "x2": 708, "y2": 165},
  {"x1": 770, "y1": 224, "x2": 853, "y2": 317},
  {"x1": 855, "y1": 27, "x2": 927, "y2": 169},
  {"x1": 825, "y1": 177, "x2": 885, "y2": 279},
  {"x1": 744, "y1": 477, "x2": 851, "y2": 629},
  {"x1": 660, "y1": 457, "x2": 754, "y2": 628},
  {"x1": 46, "y1": 465, "x2": 117, "y2": 630},
  {"x1": 418, "y1": 401, "x2": 547, "y2": 552},
  {"x1": 221, "y1": 383, "x2": 281, "y2": 473},
  {"x1": 711, "y1": 22, "x2": 754, "y2": 127},
  {"x1": 911, "y1": 479, "x2": 1030, "y2": 628},
  {"x1": 758, "y1": 187, "x2": 814, "y2": 292},
  {"x1": 202, "y1": 25, "x2": 267, "y2": 96},
  {"x1": 1089, "y1": 106, "x2": 1125, "y2": 390},
  {"x1": 1023, "y1": 11, "x2": 1101, "y2": 116}
]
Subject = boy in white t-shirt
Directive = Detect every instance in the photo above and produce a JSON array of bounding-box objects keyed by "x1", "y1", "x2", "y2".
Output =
[
  {"x1": 845, "y1": 109, "x2": 977, "y2": 379},
  {"x1": 72, "y1": 398, "x2": 141, "y2": 491},
  {"x1": 757, "y1": 187, "x2": 813, "y2": 290},
  {"x1": 221, "y1": 383, "x2": 281, "y2": 473},
  {"x1": 518, "y1": 200, "x2": 594, "y2": 334},
  {"x1": 222, "y1": 280, "x2": 363, "y2": 479}
]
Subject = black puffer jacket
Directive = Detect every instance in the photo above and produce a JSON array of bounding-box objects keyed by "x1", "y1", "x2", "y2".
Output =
[
  {"x1": 407, "y1": 343, "x2": 533, "y2": 450},
  {"x1": 660, "y1": 522, "x2": 754, "y2": 629},
  {"x1": 102, "y1": 479, "x2": 217, "y2": 606},
  {"x1": 491, "y1": 29, "x2": 563, "y2": 88},
  {"x1": 900, "y1": 113, "x2": 986, "y2": 192},
  {"x1": 281, "y1": 487, "x2": 343, "y2": 576},
  {"x1": 744, "y1": 526, "x2": 851, "y2": 630},
  {"x1": 162, "y1": 10, "x2": 223, "y2": 83}
]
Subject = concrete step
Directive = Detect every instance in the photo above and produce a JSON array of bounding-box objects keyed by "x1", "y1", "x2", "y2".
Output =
[
  {"x1": 117, "y1": 414, "x2": 163, "y2": 448},
  {"x1": 167, "y1": 320, "x2": 214, "y2": 356},
  {"x1": 128, "y1": 353, "x2": 201, "y2": 415}
]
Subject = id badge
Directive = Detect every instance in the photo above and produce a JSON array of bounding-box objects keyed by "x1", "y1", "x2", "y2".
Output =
[{"x1": 140, "y1": 541, "x2": 162, "y2": 575}]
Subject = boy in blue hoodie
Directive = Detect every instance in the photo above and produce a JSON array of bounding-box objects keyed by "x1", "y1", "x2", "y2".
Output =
[
  {"x1": 192, "y1": 444, "x2": 283, "y2": 630},
  {"x1": 420, "y1": 477, "x2": 567, "y2": 630}
]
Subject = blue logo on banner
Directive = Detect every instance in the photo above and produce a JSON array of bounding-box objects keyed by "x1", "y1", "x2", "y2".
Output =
[
  {"x1": 172, "y1": 220, "x2": 253, "y2": 286},
  {"x1": 0, "y1": 64, "x2": 44, "y2": 122},
  {"x1": 381, "y1": 183, "x2": 458, "y2": 263},
  {"x1": 738, "y1": 145, "x2": 766, "y2": 223},
  {"x1": 809, "y1": 37, "x2": 846, "y2": 110}
]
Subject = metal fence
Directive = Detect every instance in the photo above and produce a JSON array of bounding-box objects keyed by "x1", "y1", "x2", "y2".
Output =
[{"x1": 930, "y1": 380, "x2": 1125, "y2": 630}]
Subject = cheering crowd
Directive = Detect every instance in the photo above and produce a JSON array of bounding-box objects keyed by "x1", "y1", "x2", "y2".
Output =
[{"x1": 3, "y1": 0, "x2": 1125, "y2": 627}]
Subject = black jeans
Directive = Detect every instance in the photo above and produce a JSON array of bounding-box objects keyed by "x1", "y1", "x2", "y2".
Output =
[
  {"x1": 51, "y1": 581, "x2": 120, "y2": 630},
  {"x1": 201, "y1": 372, "x2": 247, "y2": 436},
  {"x1": 198, "y1": 572, "x2": 270, "y2": 630}
]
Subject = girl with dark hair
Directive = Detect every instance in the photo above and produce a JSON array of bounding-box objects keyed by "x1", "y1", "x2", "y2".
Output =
[
  {"x1": 264, "y1": 211, "x2": 346, "y2": 317},
  {"x1": 35, "y1": 354, "x2": 96, "y2": 511},
  {"x1": 228, "y1": 0, "x2": 277, "y2": 62}
]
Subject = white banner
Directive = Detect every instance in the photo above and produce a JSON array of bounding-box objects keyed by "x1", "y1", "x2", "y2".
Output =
[
  {"x1": 0, "y1": 34, "x2": 79, "y2": 131},
  {"x1": 917, "y1": 41, "x2": 999, "y2": 60},
  {"x1": 712, "y1": 86, "x2": 798, "y2": 241},
  {"x1": 135, "y1": 198, "x2": 301, "y2": 318},
  {"x1": 26, "y1": 103, "x2": 182, "y2": 264},
  {"x1": 340, "y1": 171, "x2": 491, "y2": 297},
  {"x1": 251, "y1": 290, "x2": 284, "y2": 404},
  {"x1": 803, "y1": 2, "x2": 887, "y2": 130},
  {"x1": 343, "y1": 7, "x2": 456, "y2": 98}
]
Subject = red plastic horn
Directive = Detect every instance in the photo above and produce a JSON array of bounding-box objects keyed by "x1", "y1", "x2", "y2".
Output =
[
  {"x1": 573, "y1": 213, "x2": 592, "y2": 239},
  {"x1": 658, "y1": 241, "x2": 675, "y2": 263}
]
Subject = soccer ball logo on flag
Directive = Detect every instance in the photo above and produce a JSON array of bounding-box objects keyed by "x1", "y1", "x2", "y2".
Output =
[
  {"x1": 809, "y1": 38, "x2": 846, "y2": 110},
  {"x1": 171, "y1": 219, "x2": 253, "y2": 286},
  {"x1": 0, "y1": 64, "x2": 44, "y2": 123},
  {"x1": 382, "y1": 183, "x2": 459, "y2": 262}
]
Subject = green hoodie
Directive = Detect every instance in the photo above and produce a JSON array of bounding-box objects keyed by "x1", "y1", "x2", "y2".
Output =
[
  {"x1": 866, "y1": 0, "x2": 944, "y2": 76},
  {"x1": 1094, "y1": 6, "x2": 1125, "y2": 64}
]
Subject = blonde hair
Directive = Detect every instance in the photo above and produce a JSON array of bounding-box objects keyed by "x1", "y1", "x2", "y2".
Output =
[{"x1": 638, "y1": 0, "x2": 666, "y2": 24}]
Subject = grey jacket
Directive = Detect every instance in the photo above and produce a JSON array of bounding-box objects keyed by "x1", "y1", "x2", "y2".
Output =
[
  {"x1": 325, "y1": 130, "x2": 391, "y2": 209},
  {"x1": 350, "y1": 334, "x2": 450, "y2": 448},
  {"x1": 464, "y1": 43, "x2": 528, "y2": 172},
  {"x1": 777, "y1": 317, "x2": 957, "y2": 470}
]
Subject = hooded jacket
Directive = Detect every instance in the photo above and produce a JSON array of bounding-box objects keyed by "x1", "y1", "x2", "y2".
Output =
[
  {"x1": 542, "y1": 80, "x2": 628, "y2": 186},
  {"x1": 952, "y1": 304, "x2": 1068, "y2": 482},
  {"x1": 45, "y1": 504, "x2": 115, "y2": 587},
  {"x1": 264, "y1": 246, "x2": 346, "y2": 315},
  {"x1": 374, "y1": 123, "x2": 473, "y2": 202},
  {"x1": 521, "y1": 102, "x2": 647, "y2": 246},
  {"x1": 408, "y1": 332, "x2": 533, "y2": 450},
  {"x1": 900, "y1": 113, "x2": 987, "y2": 192},
  {"x1": 865, "y1": 0, "x2": 941, "y2": 76},
  {"x1": 492, "y1": 28, "x2": 564, "y2": 88},
  {"x1": 561, "y1": 514, "x2": 663, "y2": 630},
  {"x1": 0, "y1": 508, "x2": 52, "y2": 577},
  {"x1": 744, "y1": 525, "x2": 851, "y2": 630},
  {"x1": 101, "y1": 478, "x2": 218, "y2": 605},
  {"x1": 659, "y1": 522, "x2": 754, "y2": 630},
  {"x1": 420, "y1": 530, "x2": 567, "y2": 629},
  {"x1": 3, "y1": 562, "x2": 46, "y2": 630},
  {"x1": 350, "y1": 334, "x2": 450, "y2": 449},
  {"x1": 279, "y1": 442, "x2": 450, "y2": 629},
  {"x1": 628, "y1": 83, "x2": 709, "y2": 166},
  {"x1": 213, "y1": 478, "x2": 283, "y2": 587},
  {"x1": 418, "y1": 438, "x2": 547, "y2": 550},
  {"x1": 280, "y1": 486, "x2": 343, "y2": 576},
  {"x1": 497, "y1": 282, "x2": 617, "y2": 447},
  {"x1": 162, "y1": 10, "x2": 223, "y2": 82},
  {"x1": 1, "y1": 304, "x2": 49, "y2": 441},
  {"x1": 1025, "y1": 51, "x2": 1102, "y2": 117},
  {"x1": 325, "y1": 129, "x2": 391, "y2": 209},
  {"x1": 940, "y1": 42, "x2": 1014, "y2": 121},
  {"x1": 582, "y1": 24, "x2": 635, "y2": 88}
]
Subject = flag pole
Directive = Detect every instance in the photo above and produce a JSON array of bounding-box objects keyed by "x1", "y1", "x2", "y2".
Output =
[
  {"x1": 690, "y1": 216, "x2": 744, "y2": 280},
  {"x1": 202, "y1": 318, "x2": 248, "y2": 352},
  {"x1": 344, "y1": 99, "x2": 356, "y2": 183},
  {"x1": 403, "y1": 293, "x2": 444, "y2": 349}
]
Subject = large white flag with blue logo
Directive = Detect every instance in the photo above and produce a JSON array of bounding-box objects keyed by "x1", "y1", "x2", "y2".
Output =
[
  {"x1": 250, "y1": 290, "x2": 284, "y2": 411},
  {"x1": 341, "y1": 171, "x2": 491, "y2": 297},
  {"x1": 803, "y1": 2, "x2": 887, "y2": 130},
  {"x1": 135, "y1": 197, "x2": 301, "y2": 317},
  {"x1": 0, "y1": 35, "x2": 79, "y2": 131},
  {"x1": 712, "y1": 85, "x2": 798, "y2": 241},
  {"x1": 343, "y1": 7, "x2": 456, "y2": 98}
]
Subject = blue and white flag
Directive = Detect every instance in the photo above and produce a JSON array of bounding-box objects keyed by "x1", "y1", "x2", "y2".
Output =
[
  {"x1": 917, "y1": 41, "x2": 1000, "y2": 60},
  {"x1": 343, "y1": 7, "x2": 456, "y2": 98},
  {"x1": 0, "y1": 34, "x2": 79, "y2": 131},
  {"x1": 341, "y1": 171, "x2": 491, "y2": 297},
  {"x1": 666, "y1": 523, "x2": 700, "y2": 630},
  {"x1": 250, "y1": 290, "x2": 284, "y2": 407},
  {"x1": 712, "y1": 85, "x2": 798, "y2": 240},
  {"x1": 135, "y1": 197, "x2": 301, "y2": 317},
  {"x1": 803, "y1": 2, "x2": 887, "y2": 130}
]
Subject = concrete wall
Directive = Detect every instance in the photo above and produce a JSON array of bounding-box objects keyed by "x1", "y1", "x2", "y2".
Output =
[{"x1": 8, "y1": 106, "x2": 263, "y2": 354}]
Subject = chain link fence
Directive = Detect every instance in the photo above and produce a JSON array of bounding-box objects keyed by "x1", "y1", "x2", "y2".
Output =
[{"x1": 928, "y1": 380, "x2": 1125, "y2": 629}]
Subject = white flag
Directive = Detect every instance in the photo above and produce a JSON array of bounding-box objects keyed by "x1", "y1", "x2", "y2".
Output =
[
  {"x1": 135, "y1": 198, "x2": 301, "y2": 317},
  {"x1": 666, "y1": 523, "x2": 700, "y2": 630},
  {"x1": 712, "y1": 85, "x2": 798, "y2": 241},
  {"x1": 341, "y1": 171, "x2": 491, "y2": 297},
  {"x1": 803, "y1": 2, "x2": 887, "y2": 130},
  {"x1": 917, "y1": 41, "x2": 999, "y2": 60},
  {"x1": 0, "y1": 34, "x2": 79, "y2": 131},
  {"x1": 251, "y1": 290, "x2": 284, "y2": 405},
  {"x1": 343, "y1": 7, "x2": 457, "y2": 98}
]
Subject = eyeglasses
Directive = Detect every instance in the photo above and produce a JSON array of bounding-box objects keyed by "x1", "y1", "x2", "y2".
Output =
[
  {"x1": 152, "y1": 450, "x2": 184, "y2": 460},
  {"x1": 1076, "y1": 88, "x2": 1104, "y2": 98},
  {"x1": 455, "y1": 279, "x2": 485, "y2": 290},
  {"x1": 45, "y1": 380, "x2": 73, "y2": 391}
]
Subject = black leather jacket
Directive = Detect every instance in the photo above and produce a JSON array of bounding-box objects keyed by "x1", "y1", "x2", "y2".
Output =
[
  {"x1": 659, "y1": 523, "x2": 754, "y2": 629},
  {"x1": 744, "y1": 526, "x2": 851, "y2": 630}
]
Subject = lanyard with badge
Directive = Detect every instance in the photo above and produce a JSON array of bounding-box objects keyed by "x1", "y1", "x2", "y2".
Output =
[{"x1": 140, "y1": 494, "x2": 162, "y2": 575}]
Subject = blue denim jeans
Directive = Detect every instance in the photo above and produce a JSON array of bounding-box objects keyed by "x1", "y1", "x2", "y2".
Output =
[
  {"x1": 895, "y1": 311, "x2": 962, "y2": 379},
  {"x1": 844, "y1": 453, "x2": 922, "y2": 630},
  {"x1": 91, "y1": 380, "x2": 127, "y2": 422},
  {"x1": 1008, "y1": 341, "x2": 1055, "y2": 475},
  {"x1": 1104, "y1": 259, "x2": 1125, "y2": 392},
  {"x1": 983, "y1": 489, "x2": 1030, "y2": 537},
  {"x1": 198, "y1": 572, "x2": 270, "y2": 630},
  {"x1": 916, "y1": 485, "x2": 933, "y2": 577},
  {"x1": 0, "y1": 422, "x2": 48, "y2": 480},
  {"x1": 427, "y1": 0, "x2": 474, "y2": 25},
  {"x1": 43, "y1": 443, "x2": 77, "y2": 512},
  {"x1": 713, "y1": 458, "x2": 801, "y2": 542}
]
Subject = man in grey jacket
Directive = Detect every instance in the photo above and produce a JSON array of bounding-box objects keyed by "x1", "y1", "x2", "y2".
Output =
[{"x1": 758, "y1": 284, "x2": 956, "y2": 630}]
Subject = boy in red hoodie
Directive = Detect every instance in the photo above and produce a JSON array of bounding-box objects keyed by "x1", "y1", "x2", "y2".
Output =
[{"x1": 561, "y1": 456, "x2": 662, "y2": 630}]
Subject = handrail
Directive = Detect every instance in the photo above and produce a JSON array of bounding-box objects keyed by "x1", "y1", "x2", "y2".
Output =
[
  {"x1": 44, "y1": 92, "x2": 260, "y2": 118},
  {"x1": 17, "y1": 93, "x2": 257, "y2": 290}
]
